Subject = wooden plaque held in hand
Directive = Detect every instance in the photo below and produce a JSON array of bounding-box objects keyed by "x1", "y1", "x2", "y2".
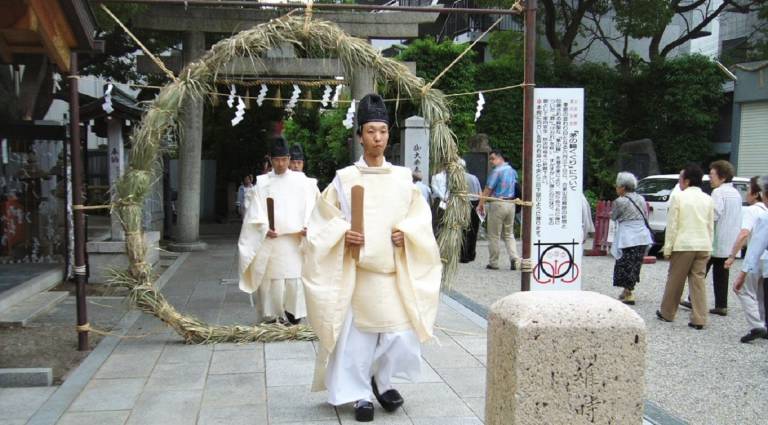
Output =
[
  {"x1": 350, "y1": 185, "x2": 364, "y2": 261},
  {"x1": 266, "y1": 197, "x2": 275, "y2": 231}
]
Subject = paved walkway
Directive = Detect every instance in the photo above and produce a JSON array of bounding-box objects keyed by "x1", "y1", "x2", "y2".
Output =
[{"x1": 12, "y1": 235, "x2": 495, "y2": 425}]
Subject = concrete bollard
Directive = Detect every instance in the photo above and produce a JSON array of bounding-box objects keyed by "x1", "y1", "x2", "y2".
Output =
[{"x1": 486, "y1": 291, "x2": 646, "y2": 425}]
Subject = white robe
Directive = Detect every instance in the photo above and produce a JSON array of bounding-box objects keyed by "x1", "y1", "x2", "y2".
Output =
[
  {"x1": 302, "y1": 158, "x2": 442, "y2": 392},
  {"x1": 238, "y1": 170, "x2": 319, "y2": 318}
]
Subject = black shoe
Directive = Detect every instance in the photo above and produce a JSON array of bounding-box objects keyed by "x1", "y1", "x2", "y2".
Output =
[
  {"x1": 679, "y1": 300, "x2": 692, "y2": 309},
  {"x1": 656, "y1": 310, "x2": 672, "y2": 322},
  {"x1": 371, "y1": 377, "x2": 404, "y2": 412},
  {"x1": 354, "y1": 400, "x2": 374, "y2": 422},
  {"x1": 485, "y1": 264, "x2": 499, "y2": 270},
  {"x1": 688, "y1": 322, "x2": 704, "y2": 330},
  {"x1": 740, "y1": 328, "x2": 768, "y2": 343},
  {"x1": 709, "y1": 308, "x2": 728, "y2": 316},
  {"x1": 285, "y1": 311, "x2": 300, "y2": 325}
]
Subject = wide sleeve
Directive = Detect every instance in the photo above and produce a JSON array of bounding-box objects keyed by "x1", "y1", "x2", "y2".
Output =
[
  {"x1": 663, "y1": 194, "x2": 680, "y2": 257},
  {"x1": 393, "y1": 186, "x2": 442, "y2": 343},
  {"x1": 237, "y1": 187, "x2": 269, "y2": 293},
  {"x1": 302, "y1": 183, "x2": 354, "y2": 356}
]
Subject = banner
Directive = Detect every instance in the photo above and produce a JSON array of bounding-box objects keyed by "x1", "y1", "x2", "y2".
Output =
[{"x1": 530, "y1": 88, "x2": 585, "y2": 291}]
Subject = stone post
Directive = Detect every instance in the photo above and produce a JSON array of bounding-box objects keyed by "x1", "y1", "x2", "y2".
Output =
[
  {"x1": 170, "y1": 31, "x2": 207, "y2": 251},
  {"x1": 486, "y1": 291, "x2": 646, "y2": 425},
  {"x1": 400, "y1": 116, "x2": 430, "y2": 180},
  {"x1": 106, "y1": 119, "x2": 125, "y2": 241},
  {"x1": 351, "y1": 66, "x2": 375, "y2": 162}
]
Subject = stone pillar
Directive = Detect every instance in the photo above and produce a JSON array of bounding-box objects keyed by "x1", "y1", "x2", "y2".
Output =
[
  {"x1": 400, "y1": 116, "x2": 430, "y2": 180},
  {"x1": 486, "y1": 291, "x2": 646, "y2": 425},
  {"x1": 170, "y1": 31, "x2": 207, "y2": 252},
  {"x1": 351, "y1": 66, "x2": 375, "y2": 162},
  {"x1": 106, "y1": 119, "x2": 125, "y2": 241}
]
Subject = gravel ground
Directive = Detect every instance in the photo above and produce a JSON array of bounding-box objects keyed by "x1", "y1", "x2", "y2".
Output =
[{"x1": 450, "y1": 239, "x2": 768, "y2": 425}]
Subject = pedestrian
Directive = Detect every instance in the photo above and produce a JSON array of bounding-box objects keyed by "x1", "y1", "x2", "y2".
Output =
[
  {"x1": 289, "y1": 143, "x2": 305, "y2": 172},
  {"x1": 430, "y1": 167, "x2": 447, "y2": 233},
  {"x1": 657, "y1": 165, "x2": 714, "y2": 330},
  {"x1": 412, "y1": 171, "x2": 431, "y2": 205},
  {"x1": 302, "y1": 94, "x2": 441, "y2": 422},
  {"x1": 705, "y1": 160, "x2": 743, "y2": 316},
  {"x1": 237, "y1": 136, "x2": 320, "y2": 324},
  {"x1": 726, "y1": 176, "x2": 768, "y2": 343},
  {"x1": 235, "y1": 174, "x2": 253, "y2": 217},
  {"x1": 460, "y1": 159, "x2": 482, "y2": 263},
  {"x1": 477, "y1": 149, "x2": 521, "y2": 270},
  {"x1": 610, "y1": 172, "x2": 653, "y2": 305}
]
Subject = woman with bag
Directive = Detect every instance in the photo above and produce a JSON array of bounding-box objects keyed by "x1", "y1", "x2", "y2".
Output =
[{"x1": 610, "y1": 172, "x2": 654, "y2": 305}]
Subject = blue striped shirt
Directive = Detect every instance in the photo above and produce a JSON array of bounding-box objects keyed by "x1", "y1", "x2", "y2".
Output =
[{"x1": 486, "y1": 163, "x2": 517, "y2": 199}]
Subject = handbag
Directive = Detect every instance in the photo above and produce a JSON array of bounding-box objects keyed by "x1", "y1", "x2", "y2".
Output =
[{"x1": 624, "y1": 195, "x2": 655, "y2": 244}]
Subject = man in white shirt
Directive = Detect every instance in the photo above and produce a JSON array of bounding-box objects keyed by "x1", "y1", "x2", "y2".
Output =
[{"x1": 706, "y1": 160, "x2": 742, "y2": 316}]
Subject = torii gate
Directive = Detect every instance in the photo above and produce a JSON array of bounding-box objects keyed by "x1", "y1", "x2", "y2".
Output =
[{"x1": 130, "y1": 2, "x2": 438, "y2": 252}]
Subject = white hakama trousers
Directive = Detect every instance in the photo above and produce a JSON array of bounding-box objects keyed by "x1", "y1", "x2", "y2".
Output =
[
  {"x1": 325, "y1": 312, "x2": 421, "y2": 406},
  {"x1": 257, "y1": 278, "x2": 307, "y2": 320},
  {"x1": 736, "y1": 259, "x2": 768, "y2": 330}
]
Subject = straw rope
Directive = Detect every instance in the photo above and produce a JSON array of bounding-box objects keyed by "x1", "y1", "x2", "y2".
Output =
[{"x1": 102, "y1": 12, "x2": 469, "y2": 344}]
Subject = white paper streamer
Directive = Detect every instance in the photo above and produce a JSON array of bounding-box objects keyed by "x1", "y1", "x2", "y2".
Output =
[
  {"x1": 332, "y1": 84, "x2": 343, "y2": 108},
  {"x1": 227, "y1": 84, "x2": 237, "y2": 108},
  {"x1": 231, "y1": 96, "x2": 245, "y2": 126},
  {"x1": 342, "y1": 99, "x2": 356, "y2": 129},
  {"x1": 285, "y1": 84, "x2": 301, "y2": 112},
  {"x1": 474, "y1": 92, "x2": 485, "y2": 122},
  {"x1": 102, "y1": 83, "x2": 114, "y2": 114},
  {"x1": 256, "y1": 84, "x2": 268, "y2": 107},
  {"x1": 321, "y1": 85, "x2": 333, "y2": 107}
]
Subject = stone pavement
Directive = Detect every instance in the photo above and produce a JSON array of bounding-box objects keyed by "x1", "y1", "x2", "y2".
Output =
[{"x1": 11, "y1": 234, "x2": 500, "y2": 425}]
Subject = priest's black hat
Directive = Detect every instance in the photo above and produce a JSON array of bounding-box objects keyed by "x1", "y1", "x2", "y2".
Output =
[
  {"x1": 289, "y1": 143, "x2": 305, "y2": 161},
  {"x1": 357, "y1": 94, "x2": 389, "y2": 131},
  {"x1": 271, "y1": 137, "x2": 290, "y2": 157}
]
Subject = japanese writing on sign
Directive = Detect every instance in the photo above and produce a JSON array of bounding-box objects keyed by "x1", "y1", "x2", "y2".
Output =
[{"x1": 530, "y1": 88, "x2": 584, "y2": 291}]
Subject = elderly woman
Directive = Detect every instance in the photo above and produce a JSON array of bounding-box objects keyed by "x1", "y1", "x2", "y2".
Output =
[{"x1": 611, "y1": 172, "x2": 653, "y2": 304}]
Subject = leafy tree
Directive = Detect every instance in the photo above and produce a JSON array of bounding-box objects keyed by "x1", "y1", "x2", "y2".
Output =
[
  {"x1": 627, "y1": 54, "x2": 726, "y2": 172},
  {"x1": 284, "y1": 107, "x2": 352, "y2": 188},
  {"x1": 397, "y1": 38, "x2": 477, "y2": 151}
]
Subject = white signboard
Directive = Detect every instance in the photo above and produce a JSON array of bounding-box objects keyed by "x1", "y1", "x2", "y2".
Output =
[{"x1": 530, "y1": 88, "x2": 585, "y2": 291}]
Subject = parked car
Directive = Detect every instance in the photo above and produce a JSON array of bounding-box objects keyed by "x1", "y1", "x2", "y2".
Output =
[{"x1": 636, "y1": 174, "x2": 750, "y2": 252}]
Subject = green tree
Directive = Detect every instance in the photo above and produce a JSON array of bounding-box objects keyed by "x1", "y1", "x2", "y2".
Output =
[
  {"x1": 284, "y1": 107, "x2": 352, "y2": 188},
  {"x1": 628, "y1": 54, "x2": 727, "y2": 172},
  {"x1": 397, "y1": 38, "x2": 477, "y2": 151}
]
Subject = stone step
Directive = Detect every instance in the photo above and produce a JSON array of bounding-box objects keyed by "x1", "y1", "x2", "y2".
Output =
[
  {"x1": 0, "y1": 292, "x2": 69, "y2": 326},
  {"x1": 0, "y1": 368, "x2": 53, "y2": 387},
  {"x1": 0, "y1": 268, "x2": 63, "y2": 313}
]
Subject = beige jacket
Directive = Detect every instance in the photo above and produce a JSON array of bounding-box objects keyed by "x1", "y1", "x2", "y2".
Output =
[{"x1": 663, "y1": 186, "x2": 714, "y2": 257}]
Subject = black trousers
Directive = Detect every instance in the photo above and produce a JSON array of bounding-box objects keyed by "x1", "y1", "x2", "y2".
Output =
[
  {"x1": 706, "y1": 257, "x2": 729, "y2": 309},
  {"x1": 460, "y1": 201, "x2": 480, "y2": 263}
]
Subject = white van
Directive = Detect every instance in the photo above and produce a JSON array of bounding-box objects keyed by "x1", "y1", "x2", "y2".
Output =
[{"x1": 635, "y1": 174, "x2": 750, "y2": 250}]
